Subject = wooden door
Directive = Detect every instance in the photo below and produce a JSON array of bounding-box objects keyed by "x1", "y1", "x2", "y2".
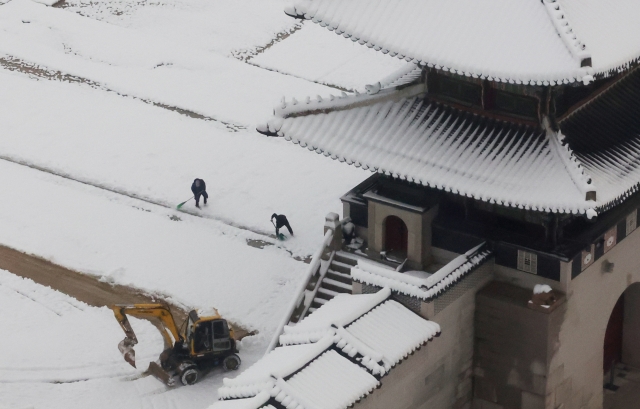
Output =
[{"x1": 385, "y1": 216, "x2": 408, "y2": 255}]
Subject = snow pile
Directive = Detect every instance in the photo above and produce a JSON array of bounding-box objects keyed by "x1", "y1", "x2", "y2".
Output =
[
  {"x1": 213, "y1": 290, "x2": 440, "y2": 409},
  {"x1": 352, "y1": 244, "x2": 492, "y2": 301},
  {"x1": 534, "y1": 284, "x2": 553, "y2": 295}
]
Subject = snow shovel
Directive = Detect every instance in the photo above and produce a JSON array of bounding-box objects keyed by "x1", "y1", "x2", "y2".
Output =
[
  {"x1": 271, "y1": 219, "x2": 286, "y2": 241},
  {"x1": 176, "y1": 196, "x2": 193, "y2": 210}
]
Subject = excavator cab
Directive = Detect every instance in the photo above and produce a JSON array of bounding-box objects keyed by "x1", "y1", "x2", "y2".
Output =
[
  {"x1": 189, "y1": 313, "x2": 233, "y2": 355},
  {"x1": 111, "y1": 304, "x2": 241, "y2": 386}
]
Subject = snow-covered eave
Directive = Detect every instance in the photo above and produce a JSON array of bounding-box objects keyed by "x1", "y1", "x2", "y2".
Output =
[
  {"x1": 593, "y1": 55, "x2": 640, "y2": 80},
  {"x1": 282, "y1": 82, "x2": 424, "y2": 119},
  {"x1": 256, "y1": 83, "x2": 426, "y2": 136},
  {"x1": 258, "y1": 137, "x2": 599, "y2": 216},
  {"x1": 352, "y1": 245, "x2": 493, "y2": 302},
  {"x1": 283, "y1": 7, "x2": 592, "y2": 86},
  {"x1": 218, "y1": 305, "x2": 440, "y2": 407},
  {"x1": 593, "y1": 183, "x2": 640, "y2": 217}
]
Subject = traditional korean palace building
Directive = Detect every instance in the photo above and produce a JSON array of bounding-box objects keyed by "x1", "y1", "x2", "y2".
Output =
[{"x1": 218, "y1": 1, "x2": 640, "y2": 409}]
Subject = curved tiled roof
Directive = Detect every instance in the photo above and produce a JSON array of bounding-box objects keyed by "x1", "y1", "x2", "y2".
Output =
[
  {"x1": 285, "y1": 0, "x2": 640, "y2": 84},
  {"x1": 262, "y1": 87, "x2": 603, "y2": 215},
  {"x1": 213, "y1": 291, "x2": 440, "y2": 409}
]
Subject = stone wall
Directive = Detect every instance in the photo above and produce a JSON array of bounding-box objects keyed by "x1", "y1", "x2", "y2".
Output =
[
  {"x1": 546, "y1": 226, "x2": 640, "y2": 409},
  {"x1": 355, "y1": 266, "x2": 491, "y2": 409},
  {"x1": 473, "y1": 282, "x2": 566, "y2": 409},
  {"x1": 623, "y1": 283, "x2": 640, "y2": 368}
]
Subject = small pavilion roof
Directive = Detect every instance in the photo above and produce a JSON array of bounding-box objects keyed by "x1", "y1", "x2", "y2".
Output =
[
  {"x1": 212, "y1": 289, "x2": 440, "y2": 409},
  {"x1": 284, "y1": 0, "x2": 640, "y2": 85}
]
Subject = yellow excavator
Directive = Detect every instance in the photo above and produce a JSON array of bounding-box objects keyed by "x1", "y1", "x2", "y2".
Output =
[{"x1": 111, "y1": 304, "x2": 241, "y2": 386}]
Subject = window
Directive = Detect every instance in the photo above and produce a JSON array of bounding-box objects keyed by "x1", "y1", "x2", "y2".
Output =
[
  {"x1": 430, "y1": 73, "x2": 482, "y2": 106},
  {"x1": 193, "y1": 323, "x2": 212, "y2": 353},
  {"x1": 517, "y1": 250, "x2": 538, "y2": 274},
  {"x1": 626, "y1": 209, "x2": 637, "y2": 236}
]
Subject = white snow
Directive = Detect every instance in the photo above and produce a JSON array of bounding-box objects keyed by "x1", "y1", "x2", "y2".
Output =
[
  {"x1": 0, "y1": 269, "x2": 271, "y2": 409},
  {"x1": 288, "y1": 0, "x2": 591, "y2": 84},
  {"x1": 30, "y1": 0, "x2": 60, "y2": 6},
  {"x1": 219, "y1": 336, "x2": 333, "y2": 400},
  {"x1": 251, "y1": 22, "x2": 406, "y2": 91},
  {"x1": 345, "y1": 300, "x2": 440, "y2": 368},
  {"x1": 351, "y1": 246, "x2": 491, "y2": 300},
  {"x1": 0, "y1": 0, "x2": 382, "y2": 404},
  {"x1": 279, "y1": 289, "x2": 391, "y2": 345},
  {"x1": 534, "y1": 284, "x2": 553, "y2": 295},
  {"x1": 0, "y1": 67, "x2": 365, "y2": 259},
  {"x1": 0, "y1": 269, "x2": 163, "y2": 383},
  {"x1": 213, "y1": 292, "x2": 439, "y2": 409},
  {"x1": 278, "y1": 349, "x2": 378, "y2": 409},
  {"x1": 557, "y1": 0, "x2": 640, "y2": 76},
  {"x1": 268, "y1": 91, "x2": 626, "y2": 215}
]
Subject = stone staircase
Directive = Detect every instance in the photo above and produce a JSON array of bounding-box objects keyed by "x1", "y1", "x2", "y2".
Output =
[{"x1": 307, "y1": 251, "x2": 358, "y2": 315}]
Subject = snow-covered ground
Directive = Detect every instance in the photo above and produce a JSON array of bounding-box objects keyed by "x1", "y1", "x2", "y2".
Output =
[
  {"x1": 0, "y1": 269, "x2": 270, "y2": 409},
  {"x1": 0, "y1": 0, "x2": 404, "y2": 406},
  {"x1": 0, "y1": 67, "x2": 364, "y2": 258}
]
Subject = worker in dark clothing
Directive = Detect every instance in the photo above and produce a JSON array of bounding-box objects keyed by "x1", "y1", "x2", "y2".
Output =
[
  {"x1": 271, "y1": 213, "x2": 293, "y2": 237},
  {"x1": 191, "y1": 178, "x2": 208, "y2": 208},
  {"x1": 343, "y1": 221, "x2": 356, "y2": 245}
]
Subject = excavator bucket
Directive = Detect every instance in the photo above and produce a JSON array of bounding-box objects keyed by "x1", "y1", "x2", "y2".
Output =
[
  {"x1": 118, "y1": 337, "x2": 137, "y2": 368},
  {"x1": 147, "y1": 362, "x2": 175, "y2": 386}
]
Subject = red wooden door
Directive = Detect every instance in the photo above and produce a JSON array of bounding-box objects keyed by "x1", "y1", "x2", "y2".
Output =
[
  {"x1": 385, "y1": 216, "x2": 408, "y2": 255},
  {"x1": 604, "y1": 294, "x2": 625, "y2": 373}
]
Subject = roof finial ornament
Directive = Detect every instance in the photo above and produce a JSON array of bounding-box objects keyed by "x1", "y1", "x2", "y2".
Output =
[{"x1": 365, "y1": 82, "x2": 381, "y2": 95}]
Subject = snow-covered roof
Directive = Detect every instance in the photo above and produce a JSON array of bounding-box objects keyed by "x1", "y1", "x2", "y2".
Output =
[
  {"x1": 352, "y1": 244, "x2": 492, "y2": 301},
  {"x1": 213, "y1": 290, "x2": 440, "y2": 409},
  {"x1": 559, "y1": 68, "x2": 640, "y2": 213},
  {"x1": 275, "y1": 349, "x2": 378, "y2": 409},
  {"x1": 377, "y1": 63, "x2": 421, "y2": 90},
  {"x1": 261, "y1": 86, "x2": 615, "y2": 216},
  {"x1": 285, "y1": 0, "x2": 640, "y2": 84}
]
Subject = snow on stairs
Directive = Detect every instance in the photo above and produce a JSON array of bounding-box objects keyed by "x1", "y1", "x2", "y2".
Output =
[{"x1": 307, "y1": 251, "x2": 358, "y2": 315}]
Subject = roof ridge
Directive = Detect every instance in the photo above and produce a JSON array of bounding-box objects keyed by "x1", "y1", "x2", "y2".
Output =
[
  {"x1": 377, "y1": 63, "x2": 422, "y2": 90},
  {"x1": 542, "y1": 0, "x2": 593, "y2": 84},
  {"x1": 543, "y1": 117, "x2": 597, "y2": 216},
  {"x1": 257, "y1": 83, "x2": 427, "y2": 136}
]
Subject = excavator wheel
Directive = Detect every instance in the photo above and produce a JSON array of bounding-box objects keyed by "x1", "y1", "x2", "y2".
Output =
[
  {"x1": 223, "y1": 354, "x2": 241, "y2": 371},
  {"x1": 178, "y1": 362, "x2": 199, "y2": 386}
]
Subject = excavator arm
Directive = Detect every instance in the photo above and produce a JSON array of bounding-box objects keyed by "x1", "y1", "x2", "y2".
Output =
[{"x1": 111, "y1": 304, "x2": 183, "y2": 368}]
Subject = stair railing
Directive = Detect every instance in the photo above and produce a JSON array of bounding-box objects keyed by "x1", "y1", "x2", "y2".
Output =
[{"x1": 265, "y1": 213, "x2": 345, "y2": 355}]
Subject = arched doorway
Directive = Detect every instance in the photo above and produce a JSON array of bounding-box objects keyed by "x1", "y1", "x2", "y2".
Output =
[
  {"x1": 603, "y1": 283, "x2": 640, "y2": 407},
  {"x1": 604, "y1": 294, "x2": 625, "y2": 373},
  {"x1": 384, "y1": 216, "x2": 408, "y2": 259}
]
